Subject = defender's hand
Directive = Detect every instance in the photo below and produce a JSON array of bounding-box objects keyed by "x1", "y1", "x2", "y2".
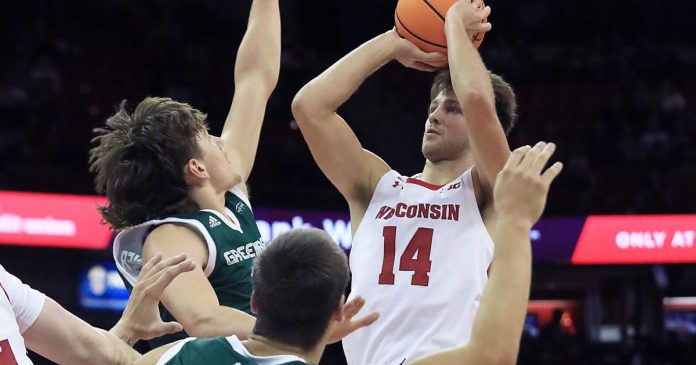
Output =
[
  {"x1": 111, "y1": 253, "x2": 196, "y2": 345},
  {"x1": 327, "y1": 296, "x2": 380, "y2": 343},
  {"x1": 493, "y1": 142, "x2": 563, "y2": 229}
]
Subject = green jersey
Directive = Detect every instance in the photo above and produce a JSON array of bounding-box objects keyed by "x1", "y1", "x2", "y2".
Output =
[
  {"x1": 157, "y1": 336, "x2": 307, "y2": 365},
  {"x1": 113, "y1": 187, "x2": 264, "y2": 347}
]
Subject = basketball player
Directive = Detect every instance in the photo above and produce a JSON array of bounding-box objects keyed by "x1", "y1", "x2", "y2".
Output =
[
  {"x1": 291, "y1": 0, "x2": 513, "y2": 363},
  {"x1": 134, "y1": 228, "x2": 351, "y2": 365},
  {"x1": 133, "y1": 143, "x2": 562, "y2": 365},
  {"x1": 0, "y1": 253, "x2": 194, "y2": 365},
  {"x1": 89, "y1": 0, "x2": 280, "y2": 347},
  {"x1": 90, "y1": 0, "x2": 373, "y2": 348}
]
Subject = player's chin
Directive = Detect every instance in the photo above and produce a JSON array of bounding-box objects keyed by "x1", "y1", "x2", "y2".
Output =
[
  {"x1": 425, "y1": 142, "x2": 459, "y2": 162},
  {"x1": 422, "y1": 144, "x2": 443, "y2": 162},
  {"x1": 231, "y1": 174, "x2": 243, "y2": 189},
  {"x1": 223, "y1": 172, "x2": 242, "y2": 190}
]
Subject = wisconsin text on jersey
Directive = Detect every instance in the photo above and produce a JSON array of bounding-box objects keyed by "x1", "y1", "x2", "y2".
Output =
[
  {"x1": 375, "y1": 203, "x2": 461, "y2": 221},
  {"x1": 223, "y1": 239, "x2": 265, "y2": 265}
]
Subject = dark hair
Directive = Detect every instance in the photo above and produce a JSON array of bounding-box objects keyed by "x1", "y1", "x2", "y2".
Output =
[
  {"x1": 252, "y1": 228, "x2": 349, "y2": 351},
  {"x1": 430, "y1": 70, "x2": 518, "y2": 134},
  {"x1": 89, "y1": 97, "x2": 208, "y2": 229}
]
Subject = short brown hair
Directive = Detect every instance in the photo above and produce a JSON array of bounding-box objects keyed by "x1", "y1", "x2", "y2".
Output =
[
  {"x1": 430, "y1": 70, "x2": 518, "y2": 134},
  {"x1": 252, "y1": 228, "x2": 349, "y2": 351},
  {"x1": 89, "y1": 97, "x2": 208, "y2": 229}
]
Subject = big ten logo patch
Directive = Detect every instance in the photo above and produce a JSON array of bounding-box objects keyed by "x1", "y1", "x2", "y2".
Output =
[
  {"x1": 0, "y1": 339, "x2": 19, "y2": 365},
  {"x1": 447, "y1": 182, "x2": 461, "y2": 191}
]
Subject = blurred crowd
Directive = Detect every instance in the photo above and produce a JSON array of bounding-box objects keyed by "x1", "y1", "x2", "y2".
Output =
[
  {"x1": 1, "y1": 0, "x2": 694, "y2": 216},
  {"x1": 518, "y1": 332, "x2": 696, "y2": 365}
]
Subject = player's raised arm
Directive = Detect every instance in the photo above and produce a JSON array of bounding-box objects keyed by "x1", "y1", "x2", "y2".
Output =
[
  {"x1": 221, "y1": 0, "x2": 281, "y2": 192},
  {"x1": 411, "y1": 143, "x2": 563, "y2": 365},
  {"x1": 292, "y1": 30, "x2": 445, "y2": 206},
  {"x1": 445, "y1": 0, "x2": 510, "y2": 193}
]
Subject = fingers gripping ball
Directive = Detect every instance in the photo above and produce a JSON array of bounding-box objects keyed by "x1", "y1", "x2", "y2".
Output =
[{"x1": 394, "y1": 0, "x2": 487, "y2": 62}]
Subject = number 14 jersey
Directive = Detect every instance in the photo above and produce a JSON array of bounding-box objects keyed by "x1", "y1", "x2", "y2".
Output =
[{"x1": 343, "y1": 168, "x2": 493, "y2": 365}]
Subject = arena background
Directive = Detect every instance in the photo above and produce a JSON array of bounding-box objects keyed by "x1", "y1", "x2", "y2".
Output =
[{"x1": 1, "y1": 0, "x2": 695, "y2": 364}]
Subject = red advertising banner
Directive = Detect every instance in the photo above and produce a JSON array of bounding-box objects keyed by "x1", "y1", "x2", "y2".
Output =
[
  {"x1": 0, "y1": 191, "x2": 111, "y2": 249},
  {"x1": 2, "y1": 189, "x2": 696, "y2": 263},
  {"x1": 571, "y1": 215, "x2": 696, "y2": 264}
]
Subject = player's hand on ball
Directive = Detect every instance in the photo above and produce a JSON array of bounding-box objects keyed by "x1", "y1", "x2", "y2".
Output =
[
  {"x1": 113, "y1": 253, "x2": 196, "y2": 344},
  {"x1": 446, "y1": 0, "x2": 492, "y2": 41},
  {"x1": 327, "y1": 296, "x2": 380, "y2": 343},
  {"x1": 493, "y1": 142, "x2": 563, "y2": 229},
  {"x1": 389, "y1": 30, "x2": 447, "y2": 71}
]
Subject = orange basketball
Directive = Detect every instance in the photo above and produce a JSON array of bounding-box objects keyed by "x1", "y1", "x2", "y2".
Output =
[{"x1": 394, "y1": 0, "x2": 486, "y2": 61}]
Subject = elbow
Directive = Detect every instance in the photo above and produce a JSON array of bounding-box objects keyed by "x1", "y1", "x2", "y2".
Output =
[
  {"x1": 291, "y1": 87, "x2": 323, "y2": 124},
  {"x1": 460, "y1": 88, "x2": 494, "y2": 112},
  {"x1": 235, "y1": 67, "x2": 280, "y2": 97},
  {"x1": 256, "y1": 73, "x2": 280, "y2": 97},
  {"x1": 262, "y1": 75, "x2": 280, "y2": 94},
  {"x1": 260, "y1": 67, "x2": 280, "y2": 92}
]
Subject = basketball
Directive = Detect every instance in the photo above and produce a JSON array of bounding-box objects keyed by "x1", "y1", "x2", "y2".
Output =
[{"x1": 394, "y1": 0, "x2": 486, "y2": 58}]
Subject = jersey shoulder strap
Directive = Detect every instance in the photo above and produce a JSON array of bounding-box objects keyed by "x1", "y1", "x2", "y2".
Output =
[
  {"x1": 157, "y1": 336, "x2": 308, "y2": 365},
  {"x1": 113, "y1": 215, "x2": 218, "y2": 287}
]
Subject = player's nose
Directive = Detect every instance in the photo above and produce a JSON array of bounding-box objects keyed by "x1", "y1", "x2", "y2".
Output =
[{"x1": 428, "y1": 109, "x2": 442, "y2": 125}]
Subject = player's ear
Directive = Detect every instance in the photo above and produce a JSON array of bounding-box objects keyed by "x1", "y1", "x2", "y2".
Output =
[
  {"x1": 250, "y1": 290, "x2": 259, "y2": 315},
  {"x1": 333, "y1": 294, "x2": 346, "y2": 322},
  {"x1": 185, "y1": 158, "x2": 209, "y2": 182}
]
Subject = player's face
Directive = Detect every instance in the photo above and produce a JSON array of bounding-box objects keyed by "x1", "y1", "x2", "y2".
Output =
[
  {"x1": 196, "y1": 131, "x2": 242, "y2": 191},
  {"x1": 421, "y1": 89, "x2": 470, "y2": 162}
]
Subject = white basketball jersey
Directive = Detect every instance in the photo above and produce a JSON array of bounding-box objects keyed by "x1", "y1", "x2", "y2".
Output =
[
  {"x1": 0, "y1": 265, "x2": 46, "y2": 365},
  {"x1": 342, "y1": 168, "x2": 493, "y2": 365}
]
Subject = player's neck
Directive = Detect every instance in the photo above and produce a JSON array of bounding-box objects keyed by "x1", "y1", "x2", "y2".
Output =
[
  {"x1": 420, "y1": 155, "x2": 473, "y2": 185},
  {"x1": 244, "y1": 335, "x2": 324, "y2": 363},
  {"x1": 190, "y1": 185, "x2": 227, "y2": 215}
]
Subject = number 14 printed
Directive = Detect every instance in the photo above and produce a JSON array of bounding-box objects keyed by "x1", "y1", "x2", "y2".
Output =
[{"x1": 379, "y1": 226, "x2": 433, "y2": 286}]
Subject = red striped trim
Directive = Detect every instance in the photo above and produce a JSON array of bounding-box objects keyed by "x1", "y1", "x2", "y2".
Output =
[{"x1": 406, "y1": 178, "x2": 444, "y2": 190}]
